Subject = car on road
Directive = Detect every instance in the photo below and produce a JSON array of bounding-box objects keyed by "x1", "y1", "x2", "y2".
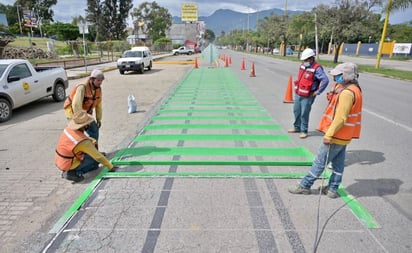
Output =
[
  {"x1": 0, "y1": 59, "x2": 68, "y2": 122},
  {"x1": 172, "y1": 46, "x2": 194, "y2": 55},
  {"x1": 117, "y1": 46, "x2": 153, "y2": 75}
]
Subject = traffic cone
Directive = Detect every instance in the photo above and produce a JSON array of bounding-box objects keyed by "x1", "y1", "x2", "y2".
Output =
[
  {"x1": 283, "y1": 75, "x2": 294, "y2": 103},
  {"x1": 225, "y1": 56, "x2": 229, "y2": 67},
  {"x1": 194, "y1": 57, "x2": 198, "y2": 68},
  {"x1": 241, "y1": 57, "x2": 246, "y2": 70},
  {"x1": 229, "y1": 56, "x2": 232, "y2": 65},
  {"x1": 249, "y1": 61, "x2": 256, "y2": 77}
]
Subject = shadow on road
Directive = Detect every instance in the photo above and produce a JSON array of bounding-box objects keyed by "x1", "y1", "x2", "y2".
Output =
[
  {"x1": 345, "y1": 149, "x2": 385, "y2": 166},
  {"x1": 345, "y1": 178, "x2": 402, "y2": 197}
]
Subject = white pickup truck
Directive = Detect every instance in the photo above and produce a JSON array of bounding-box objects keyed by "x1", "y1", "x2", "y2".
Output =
[
  {"x1": 172, "y1": 46, "x2": 194, "y2": 55},
  {"x1": 0, "y1": 59, "x2": 69, "y2": 122}
]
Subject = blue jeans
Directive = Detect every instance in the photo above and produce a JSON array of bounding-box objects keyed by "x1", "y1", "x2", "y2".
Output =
[
  {"x1": 292, "y1": 94, "x2": 316, "y2": 133},
  {"x1": 74, "y1": 154, "x2": 99, "y2": 175},
  {"x1": 300, "y1": 142, "x2": 347, "y2": 192},
  {"x1": 86, "y1": 120, "x2": 99, "y2": 141}
]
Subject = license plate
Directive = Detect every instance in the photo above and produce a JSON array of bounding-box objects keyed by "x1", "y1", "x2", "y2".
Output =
[{"x1": 126, "y1": 65, "x2": 130, "y2": 68}]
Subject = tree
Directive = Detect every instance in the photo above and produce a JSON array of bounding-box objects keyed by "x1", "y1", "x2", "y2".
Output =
[
  {"x1": 101, "y1": 0, "x2": 133, "y2": 40},
  {"x1": 314, "y1": 1, "x2": 382, "y2": 63},
  {"x1": 131, "y1": 1, "x2": 172, "y2": 42},
  {"x1": 203, "y1": 29, "x2": 215, "y2": 43},
  {"x1": 44, "y1": 22, "x2": 79, "y2": 41},
  {"x1": 15, "y1": 0, "x2": 57, "y2": 21}
]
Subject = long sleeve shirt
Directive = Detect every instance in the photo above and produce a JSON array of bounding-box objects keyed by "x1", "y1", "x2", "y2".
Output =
[
  {"x1": 65, "y1": 81, "x2": 102, "y2": 121},
  {"x1": 312, "y1": 64, "x2": 330, "y2": 95},
  {"x1": 70, "y1": 138, "x2": 113, "y2": 170},
  {"x1": 324, "y1": 89, "x2": 355, "y2": 145}
]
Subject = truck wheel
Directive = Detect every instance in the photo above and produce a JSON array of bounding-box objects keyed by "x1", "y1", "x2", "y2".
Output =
[
  {"x1": 0, "y1": 98, "x2": 12, "y2": 122},
  {"x1": 139, "y1": 64, "x2": 144, "y2": 74},
  {"x1": 188, "y1": 51, "x2": 192, "y2": 55},
  {"x1": 119, "y1": 69, "x2": 125, "y2": 75},
  {"x1": 52, "y1": 83, "x2": 66, "y2": 102},
  {"x1": 148, "y1": 61, "x2": 152, "y2": 71}
]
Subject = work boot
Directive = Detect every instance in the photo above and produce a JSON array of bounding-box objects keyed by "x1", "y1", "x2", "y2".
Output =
[
  {"x1": 288, "y1": 128, "x2": 300, "y2": 133},
  {"x1": 62, "y1": 170, "x2": 84, "y2": 182},
  {"x1": 288, "y1": 184, "x2": 311, "y2": 195},
  {"x1": 327, "y1": 190, "x2": 339, "y2": 199},
  {"x1": 318, "y1": 185, "x2": 339, "y2": 199},
  {"x1": 299, "y1": 133, "x2": 308, "y2": 139}
]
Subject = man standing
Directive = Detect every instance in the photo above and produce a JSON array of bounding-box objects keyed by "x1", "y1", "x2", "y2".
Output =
[
  {"x1": 289, "y1": 48, "x2": 329, "y2": 138},
  {"x1": 64, "y1": 69, "x2": 105, "y2": 147},
  {"x1": 55, "y1": 111, "x2": 117, "y2": 182},
  {"x1": 288, "y1": 62, "x2": 362, "y2": 198}
]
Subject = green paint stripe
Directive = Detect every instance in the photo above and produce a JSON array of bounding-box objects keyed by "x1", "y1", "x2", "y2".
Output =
[
  {"x1": 134, "y1": 134, "x2": 291, "y2": 142},
  {"x1": 338, "y1": 188, "x2": 380, "y2": 229},
  {"x1": 113, "y1": 146, "x2": 313, "y2": 158},
  {"x1": 103, "y1": 171, "x2": 307, "y2": 178},
  {"x1": 49, "y1": 168, "x2": 110, "y2": 234},
  {"x1": 112, "y1": 160, "x2": 313, "y2": 166},
  {"x1": 157, "y1": 109, "x2": 268, "y2": 114},
  {"x1": 163, "y1": 102, "x2": 261, "y2": 106},
  {"x1": 161, "y1": 104, "x2": 264, "y2": 108},
  {"x1": 321, "y1": 170, "x2": 379, "y2": 229},
  {"x1": 151, "y1": 116, "x2": 273, "y2": 121},
  {"x1": 167, "y1": 98, "x2": 258, "y2": 102},
  {"x1": 144, "y1": 123, "x2": 281, "y2": 130}
]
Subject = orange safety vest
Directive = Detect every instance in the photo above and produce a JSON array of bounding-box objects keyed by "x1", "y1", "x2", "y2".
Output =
[
  {"x1": 55, "y1": 127, "x2": 89, "y2": 171},
  {"x1": 317, "y1": 83, "x2": 362, "y2": 141},
  {"x1": 294, "y1": 62, "x2": 321, "y2": 97},
  {"x1": 64, "y1": 81, "x2": 101, "y2": 114}
]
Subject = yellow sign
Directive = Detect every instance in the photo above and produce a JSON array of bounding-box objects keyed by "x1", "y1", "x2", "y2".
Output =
[{"x1": 181, "y1": 3, "x2": 198, "y2": 22}]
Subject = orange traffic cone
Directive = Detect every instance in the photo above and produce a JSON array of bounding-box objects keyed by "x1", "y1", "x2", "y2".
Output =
[
  {"x1": 229, "y1": 56, "x2": 232, "y2": 65},
  {"x1": 283, "y1": 75, "x2": 294, "y2": 103},
  {"x1": 241, "y1": 57, "x2": 246, "y2": 70},
  {"x1": 225, "y1": 56, "x2": 229, "y2": 67},
  {"x1": 249, "y1": 61, "x2": 256, "y2": 77},
  {"x1": 194, "y1": 57, "x2": 198, "y2": 68}
]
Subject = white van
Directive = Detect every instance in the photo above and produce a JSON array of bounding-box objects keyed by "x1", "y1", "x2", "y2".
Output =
[{"x1": 117, "y1": 46, "x2": 153, "y2": 74}]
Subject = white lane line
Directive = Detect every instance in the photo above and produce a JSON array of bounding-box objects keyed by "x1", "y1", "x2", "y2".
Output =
[{"x1": 364, "y1": 107, "x2": 412, "y2": 133}]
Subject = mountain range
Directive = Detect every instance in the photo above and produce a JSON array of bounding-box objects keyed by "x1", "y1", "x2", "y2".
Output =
[{"x1": 173, "y1": 8, "x2": 303, "y2": 35}]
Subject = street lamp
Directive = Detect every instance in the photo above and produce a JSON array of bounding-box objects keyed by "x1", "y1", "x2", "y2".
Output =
[{"x1": 16, "y1": 5, "x2": 22, "y2": 34}]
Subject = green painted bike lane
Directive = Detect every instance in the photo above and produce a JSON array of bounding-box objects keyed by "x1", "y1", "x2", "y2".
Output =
[{"x1": 50, "y1": 67, "x2": 378, "y2": 240}]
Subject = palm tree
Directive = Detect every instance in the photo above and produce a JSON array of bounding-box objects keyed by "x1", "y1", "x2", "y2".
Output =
[{"x1": 376, "y1": 0, "x2": 412, "y2": 68}]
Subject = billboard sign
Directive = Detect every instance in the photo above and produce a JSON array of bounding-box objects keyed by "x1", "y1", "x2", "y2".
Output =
[
  {"x1": 393, "y1": 43, "x2": 412, "y2": 54},
  {"x1": 181, "y1": 3, "x2": 198, "y2": 22},
  {"x1": 23, "y1": 9, "x2": 37, "y2": 28}
]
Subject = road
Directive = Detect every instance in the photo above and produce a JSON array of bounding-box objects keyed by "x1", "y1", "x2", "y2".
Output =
[{"x1": 0, "y1": 52, "x2": 411, "y2": 252}]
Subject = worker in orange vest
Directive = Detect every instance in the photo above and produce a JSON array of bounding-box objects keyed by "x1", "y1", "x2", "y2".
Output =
[
  {"x1": 64, "y1": 69, "x2": 104, "y2": 149},
  {"x1": 289, "y1": 62, "x2": 362, "y2": 198},
  {"x1": 55, "y1": 110, "x2": 117, "y2": 182}
]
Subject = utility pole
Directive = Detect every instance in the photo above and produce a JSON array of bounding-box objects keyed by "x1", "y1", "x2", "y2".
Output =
[
  {"x1": 315, "y1": 13, "x2": 319, "y2": 60},
  {"x1": 16, "y1": 5, "x2": 23, "y2": 34},
  {"x1": 376, "y1": 0, "x2": 392, "y2": 69}
]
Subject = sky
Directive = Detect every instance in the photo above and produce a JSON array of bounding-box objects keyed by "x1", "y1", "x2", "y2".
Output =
[{"x1": 3, "y1": 0, "x2": 412, "y2": 25}]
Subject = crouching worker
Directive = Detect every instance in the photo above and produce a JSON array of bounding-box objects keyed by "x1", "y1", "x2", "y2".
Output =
[{"x1": 55, "y1": 110, "x2": 117, "y2": 182}]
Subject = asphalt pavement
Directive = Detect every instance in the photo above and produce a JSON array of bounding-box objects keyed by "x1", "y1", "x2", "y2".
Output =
[{"x1": 1, "y1": 51, "x2": 411, "y2": 252}]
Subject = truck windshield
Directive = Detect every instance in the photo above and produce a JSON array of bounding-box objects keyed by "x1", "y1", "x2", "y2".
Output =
[
  {"x1": 122, "y1": 51, "x2": 143, "y2": 58},
  {"x1": 0, "y1": 64, "x2": 7, "y2": 79}
]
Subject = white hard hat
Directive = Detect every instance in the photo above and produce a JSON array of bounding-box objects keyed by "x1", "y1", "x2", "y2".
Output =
[{"x1": 300, "y1": 48, "x2": 315, "y2": 60}]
